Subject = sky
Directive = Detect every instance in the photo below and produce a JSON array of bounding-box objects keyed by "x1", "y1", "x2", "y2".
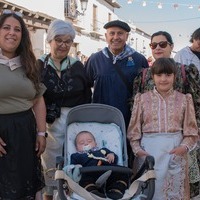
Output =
[
  {"x1": 8, "y1": 0, "x2": 200, "y2": 52},
  {"x1": 116, "y1": 0, "x2": 200, "y2": 51}
]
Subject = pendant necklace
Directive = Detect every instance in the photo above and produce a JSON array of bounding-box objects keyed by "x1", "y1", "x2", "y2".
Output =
[{"x1": 52, "y1": 62, "x2": 61, "y2": 72}]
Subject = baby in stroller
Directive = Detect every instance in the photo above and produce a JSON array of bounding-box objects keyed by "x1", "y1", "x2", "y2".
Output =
[{"x1": 71, "y1": 131, "x2": 128, "y2": 199}]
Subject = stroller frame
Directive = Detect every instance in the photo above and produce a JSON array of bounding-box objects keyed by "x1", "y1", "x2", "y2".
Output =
[{"x1": 55, "y1": 103, "x2": 155, "y2": 200}]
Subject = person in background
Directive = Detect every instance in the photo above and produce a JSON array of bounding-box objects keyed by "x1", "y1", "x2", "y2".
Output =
[
  {"x1": 0, "y1": 10, "x2": 46, "y2": 199},
  {"x1": 71, "y1": 131, "x2": 128, "y2": 200},
  {"x1": 75, "y1": 50, "x2": 82, "y2": 61},
  {"x1": 132, "y1": 31, "x2": 200, "y2": 199},
  {"x1": 174, "y1": 27, "x2": 200, "y2": 72},
  {"x1": 85, "y1": 20, "x2": 148, "y2": 128},
  {"x1": 128, "y1": 57, "x2": 198, "y2": 199},
  {"x1": 147, "y1": 55, "x2": 154, "y2": 67},
  {"x1": 38, "y1": 19, "x2": 92, "y2": 200},
  {"x1": 81, "y1": 54, "x2": 88, "y2": 65}
]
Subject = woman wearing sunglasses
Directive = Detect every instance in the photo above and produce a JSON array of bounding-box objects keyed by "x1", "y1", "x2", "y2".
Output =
[
  {"x1": 131, "y1": 31, "x2": 200, "y2": 199},
  {"x1": 0, "y1": 10, "x2": 46, "y2": 199}
]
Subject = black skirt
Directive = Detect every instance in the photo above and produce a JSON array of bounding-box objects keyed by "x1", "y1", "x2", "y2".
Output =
[{"x1": 0, "y1": 110, "x2": 44, "y2": 199}]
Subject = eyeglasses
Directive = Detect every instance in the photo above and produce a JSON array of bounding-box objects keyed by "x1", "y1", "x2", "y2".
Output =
[
  {"x1": 149, "y1": 41, "x2": 171, "y2": 50},
  {"x1": 1, "y1": 9, "x2": 23, "y2": 18},
  {"x1": 54, "y1": 38, "x2": 73, "y2": 47}
]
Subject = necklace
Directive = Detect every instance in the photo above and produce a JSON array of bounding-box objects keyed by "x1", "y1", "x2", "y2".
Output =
[
  {"x1": 50, "y1": 58, "x2": 62, "y2": 72},
  {"x1": 49, "y1": 55, "x2": 70, "y2": 72},
  {"x1": 52, "y1": 63, "x2": 61, "y2": 72}
]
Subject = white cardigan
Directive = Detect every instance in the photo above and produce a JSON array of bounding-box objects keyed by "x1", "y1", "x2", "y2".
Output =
[{"x1": 174, "y1": 46, "x2": 200, "y2": 73}]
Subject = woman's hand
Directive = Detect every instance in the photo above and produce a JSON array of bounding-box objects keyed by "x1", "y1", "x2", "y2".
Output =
[
  {"x1": 136, "y1": 149, "x2": 149, "y2": 157},
  {"x1": 35, "y1": 136, "x2": 46, "y2": 157},
  {"x1": 169, "y1": 146, "x2": 188, "y2": 156},
  {"x1": 0, "y1": 137, "x2": 7, "y2": 157}
]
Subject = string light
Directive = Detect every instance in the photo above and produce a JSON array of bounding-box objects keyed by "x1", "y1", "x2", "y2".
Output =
[
  {"x1": 188, "y1": 5, "x2": 193, "y2": 9},
  {"x1": 157, "y1": 2, "x2": 162, "y2": 9},
  {"x1": 127, "y1": 0, "x2": 133, "y2": 4},
  {"x1": 127, "y1": 0, "x2": 200, "y2": 11},
  {"x1": 142, "y1": 1, "x2": 147, "y2": 7},
  {"x1": 173, "y1": 4, "x2": 179, "y2": 10}
]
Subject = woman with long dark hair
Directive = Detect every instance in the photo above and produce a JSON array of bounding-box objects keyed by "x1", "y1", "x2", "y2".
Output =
[{"x1": 0, "y1": 10, "x2": 46, "y2": 199}]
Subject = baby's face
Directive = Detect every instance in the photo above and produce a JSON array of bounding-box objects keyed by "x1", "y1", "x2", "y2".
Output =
[{"x1": 76, "y1": 132, "x2": 97, "y2": 152}]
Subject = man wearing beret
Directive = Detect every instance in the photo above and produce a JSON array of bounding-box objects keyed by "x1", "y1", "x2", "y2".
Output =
[
  {"x1": 85, "y1": 20, "x2": 148, "y2": 128},
  {"x1": 85, "y1": 20, "x2": 148, "y2": 168}
]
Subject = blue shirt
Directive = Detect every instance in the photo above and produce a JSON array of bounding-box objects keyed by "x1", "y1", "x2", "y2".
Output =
[{"x1": 85, "y1": 49, "x2": 148, "y2": 127}]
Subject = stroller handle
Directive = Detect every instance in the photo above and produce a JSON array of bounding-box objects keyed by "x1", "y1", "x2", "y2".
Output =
[
  {"x1": 145, "y1": 155, "x2": 155, "y2": 170},
  {"x1": 80, "y1": 165, "x2": 133, "y2": 175}
]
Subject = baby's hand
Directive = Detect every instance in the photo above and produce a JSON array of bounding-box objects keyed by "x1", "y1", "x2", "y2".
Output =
[
  {"x1": 169, "y1": 146, "x2": 188, "y2": 156},
  {"x1": 106, "y1": 153, "x2": 115, "y2": 163}
]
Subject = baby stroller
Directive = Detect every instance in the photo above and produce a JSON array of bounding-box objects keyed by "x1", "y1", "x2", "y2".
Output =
[{"x1": 55, "y1": 103, "x2": 155, "y2": 200}]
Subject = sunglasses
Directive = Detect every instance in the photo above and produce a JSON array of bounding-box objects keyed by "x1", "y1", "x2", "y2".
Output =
[
  {"x1": 149, "y1": 41, "x2": 171, "y2": 50},
  {"x1": 2, "y1": 9, "x2": 23, "y2": 18}
]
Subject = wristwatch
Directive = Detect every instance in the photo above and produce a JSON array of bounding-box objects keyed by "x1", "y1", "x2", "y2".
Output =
[{"x1": 37, "y1": 132, "x2": 48, "y2": 138}]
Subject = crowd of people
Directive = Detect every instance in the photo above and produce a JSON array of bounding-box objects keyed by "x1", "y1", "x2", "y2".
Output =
[{"x1": 0, "y1": 9, "x2": 200, "y2": 200}]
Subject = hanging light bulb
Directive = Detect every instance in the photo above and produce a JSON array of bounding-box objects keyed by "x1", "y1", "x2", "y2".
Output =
[
  {"x1": 188, "y1": 5, "x2": 193, "y2": 9},
  {"x1": 79, "y1": 0, "x2": 88, "y2": 13},
  {"x1": 157, "y1": 2, "x2": 162, "y2": 9},
  {"x1": 198, "y1": 6, "x2": 200, "y2": 11},
  {"x1": 127, "y1": 0, "x2": 133, "y2": 4},
  {"x1": 142, "y1": 1, "x2": 147, "y2": 7},
  {"x1": 173, "y1": 4, "x2": 179, "y2": 10}
]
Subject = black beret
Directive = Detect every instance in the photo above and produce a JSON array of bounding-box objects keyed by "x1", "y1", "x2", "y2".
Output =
[{"x1": 104, "y1": 20, "x2": 131, "y2": 32}]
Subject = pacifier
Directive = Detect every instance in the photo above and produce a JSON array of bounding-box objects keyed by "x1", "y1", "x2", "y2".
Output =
[{"x1": 83, "y1": 144, "x2": 92, "y2": 151}]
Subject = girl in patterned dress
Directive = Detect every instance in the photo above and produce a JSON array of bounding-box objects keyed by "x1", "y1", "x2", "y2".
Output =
[{"x1": 128, "y1": 58, "x2": 198, "y2": 200}]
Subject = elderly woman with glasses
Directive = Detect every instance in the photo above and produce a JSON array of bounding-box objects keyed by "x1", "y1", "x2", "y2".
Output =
[
  {"x1": 0, "y1": 10, "x2": 46, "y2": 199},
  {"x1": 130, "y1": 31, "x2": 200, "y2": 199},
  {"x1": 37, "y1": 19, "x2": 92, "y2": 200}
]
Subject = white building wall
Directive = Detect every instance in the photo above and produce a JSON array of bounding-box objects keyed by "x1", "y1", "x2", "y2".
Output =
[
  {"x1": 8, "y1": 0, "x2": 151, "y2": 58},
  {"x1": 73, "y1": 0, "x2": 119, "y2": 57},
  {"x1": 8, "y1": 0, "x2": 65, "y2": 20},
  {"x1": 31, "y1": 29, "x2": 47, "y2": 58},
  {"x1": 128, "y1": 33, "x2": 151, "y2": 58}
]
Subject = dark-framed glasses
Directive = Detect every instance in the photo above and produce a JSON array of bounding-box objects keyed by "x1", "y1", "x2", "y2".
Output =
[
  {"x1": 149, "y1": 41, "x2": 171, "y2": 50},
  {"x1": 1, "y1": 9, "x2": 23, "y2": 18},
  {"x1": 54, "y1": 38, "x2": 73, "y2": 47}
]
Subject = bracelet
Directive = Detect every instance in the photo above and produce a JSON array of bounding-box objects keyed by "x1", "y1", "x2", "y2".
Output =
[
  {"x1": 37, "y1": 132, "x2": 48, "y2": 138},
  {"x1": 181, "y1": 145, "x2": 189, "y2": 152},
  {"x1": 134, "y1": 148, "x2": 143, "y2": 157}
]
